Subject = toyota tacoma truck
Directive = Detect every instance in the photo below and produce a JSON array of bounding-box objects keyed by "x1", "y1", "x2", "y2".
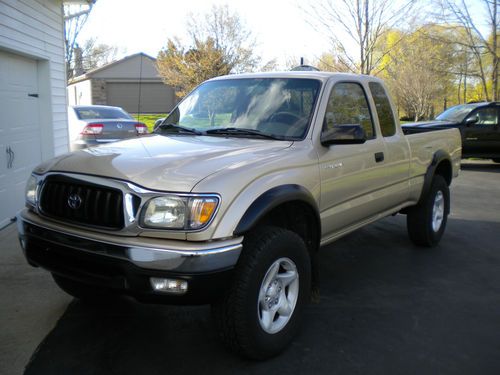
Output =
[{"x1": 17, "y1": 72, "x2": 461, "y2": 359}]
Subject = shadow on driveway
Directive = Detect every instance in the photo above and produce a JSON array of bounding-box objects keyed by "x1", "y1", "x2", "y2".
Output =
[{"x1": 25, "y1": 216, "x2": 500, "y2": 375}]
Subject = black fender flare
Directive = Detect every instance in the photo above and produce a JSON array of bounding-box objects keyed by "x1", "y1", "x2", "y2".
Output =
[
  {"x1": 234, "y1": 184, "x2": 320, "y2": 237},
  {"x1": 418, "y1": 150, "x2": 451, "y2": 211}
]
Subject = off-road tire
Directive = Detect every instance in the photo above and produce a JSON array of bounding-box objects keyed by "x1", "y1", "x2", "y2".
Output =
[
  {"x1": 407, "y1": 175, "x2": 449, "y2": 247},
  {"x1": 211, "y1": 226, "x2": 311, "y2": 360}
]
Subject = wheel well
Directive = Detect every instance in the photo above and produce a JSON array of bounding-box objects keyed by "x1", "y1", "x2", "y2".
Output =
[
  {"x1": 248, "y1": 200, "x2": 321, "y2": 290},
  {"x1": 434, "y1": 159, "x2": 452, "y2": 185}
]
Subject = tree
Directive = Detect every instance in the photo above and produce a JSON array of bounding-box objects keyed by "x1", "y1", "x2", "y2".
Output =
[
  {"x1": 157, "y1": 38, "x2": 232, "y2": 98},
  {"x1": 186, "y1": 5, "x2": 259, "y2": 73},
  {"x1": 303, "y1": 0, "x2": 416, "y2": 75},
  {"x1": 436, "y1": 0, "x2": 499, "y2": 101},
  {"x1": 314, "y1": 52, "x2": 352, "y2": 72},
  {"x1": 80, "y1": 38, "x2": 121, "y2": 71},
  {"x1": 378, "y1": 26, "x2": 455, "y2": 120},
  {"x1": 157, "y1": 5, "x2": 260, "y2": 97},
  {"x1": 64, "y1": 2, "x2": 94, "y2": 80}
]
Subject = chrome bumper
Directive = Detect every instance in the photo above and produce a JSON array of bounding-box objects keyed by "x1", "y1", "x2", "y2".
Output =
[{"x1": 17, "y1": 209, "x2": 243, "y2": 273}]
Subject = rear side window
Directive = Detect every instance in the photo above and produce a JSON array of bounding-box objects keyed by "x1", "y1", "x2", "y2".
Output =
[
  {"x1": 369, "y1": 82, "x2": 396, "y2": 137},
  {"x1": 323, "y1": 82, "x2": 375, "y2": 139}
]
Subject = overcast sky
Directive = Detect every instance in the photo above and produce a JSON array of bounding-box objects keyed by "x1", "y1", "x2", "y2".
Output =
[{"x1": 76, "y1": 0, "x2": 336, "y2": 68}]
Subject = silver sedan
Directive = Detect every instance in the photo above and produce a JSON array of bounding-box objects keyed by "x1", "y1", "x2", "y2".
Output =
[{"x1": 68, "y1": 105, "x2": 148, "y2": 151}]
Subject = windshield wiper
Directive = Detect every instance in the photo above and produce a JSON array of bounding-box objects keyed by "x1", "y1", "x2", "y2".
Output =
[
  {"x1": 156, "y1": 123, "x2": 204, "y2": 135},
  {"x1": 205, "y1": 127, "x2": 282, "y2": 140}
]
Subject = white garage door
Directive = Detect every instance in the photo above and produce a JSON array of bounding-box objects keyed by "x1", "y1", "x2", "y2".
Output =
[{"x1": 0, "y1": 51, "x2": 42, "y2": 229}]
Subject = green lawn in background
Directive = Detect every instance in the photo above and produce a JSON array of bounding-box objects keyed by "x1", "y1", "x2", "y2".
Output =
[{"x1": 132, "y1": 113, "x2": 167, "y2": 132}]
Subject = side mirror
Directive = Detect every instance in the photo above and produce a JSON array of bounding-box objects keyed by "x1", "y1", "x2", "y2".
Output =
[
  {"x1": 464, "y1": 116, "x2": 478, "y2": 127},
  {"x1": 321, "y1": 124, "x2": 367, "y2": 146}
]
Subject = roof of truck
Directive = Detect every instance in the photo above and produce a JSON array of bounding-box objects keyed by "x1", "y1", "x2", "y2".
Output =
[{"x1": 210, "y1": 71, "x2": 384, "y2": 83}]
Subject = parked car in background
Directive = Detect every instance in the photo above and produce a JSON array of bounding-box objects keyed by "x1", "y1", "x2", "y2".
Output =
[
  {"x1": 403, "y1": 102, "x2": 500, "y2": 162},
  {"x1": 68, "y1": 105, "x2": 148, "y2": 151}
]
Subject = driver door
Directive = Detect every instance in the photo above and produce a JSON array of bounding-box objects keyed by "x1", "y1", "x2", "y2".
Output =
[
  {"x1": 463, "y1": 107, "x2": 499, "y2": 157},
  {"x1": 318, "y1": 81, "x2": 387, "y2": 240}
]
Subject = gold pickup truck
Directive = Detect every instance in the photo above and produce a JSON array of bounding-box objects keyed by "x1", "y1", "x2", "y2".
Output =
[{"x1": 17, "y1": 72, "x2": 461, "y2": 359}]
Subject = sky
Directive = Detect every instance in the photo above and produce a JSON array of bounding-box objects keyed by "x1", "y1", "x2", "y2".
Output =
[
  {"x1": 77, "y1": 0, "x2": 332, "y2": 68},
  {"x1": 76, "y1": 0, "x2": 490, "y2": 70}
]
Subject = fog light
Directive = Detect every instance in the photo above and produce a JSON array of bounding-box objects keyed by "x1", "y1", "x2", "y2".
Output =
[{"x1": 150, "y1": 277, "x2": 188, "y2": 294}]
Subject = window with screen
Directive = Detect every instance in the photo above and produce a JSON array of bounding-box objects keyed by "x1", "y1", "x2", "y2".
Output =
[
  {"x1": 369, "y1": 82, "x2": 396, "y2": 137},
  {"x1": 323, "y1": 82, "x2": 375, "y2": 139}
]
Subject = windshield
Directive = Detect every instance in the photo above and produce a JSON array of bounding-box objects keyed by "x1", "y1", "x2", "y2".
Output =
[
  {"x1": 157, "y1": 78, "x2": 322, "y2": 140},
  {"x1": 74, "y1": 106, "x2": 133, "y2": 120},
  {"x1": 435, "y1": 104, "x2": 481, "y2": 122}
]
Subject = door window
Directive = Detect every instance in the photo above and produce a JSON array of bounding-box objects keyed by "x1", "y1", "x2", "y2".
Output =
[
  {"x1": 323, "y1": 82, "x2": 375, "y2": 139},
  {"x1": 466, "y1": 108, "x2": 498, "y2": 126}
]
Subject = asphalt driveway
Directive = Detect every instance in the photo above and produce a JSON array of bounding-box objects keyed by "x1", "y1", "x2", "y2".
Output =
[{"x1": 1, "y1": 160, "x2": 500, "y2": 374}]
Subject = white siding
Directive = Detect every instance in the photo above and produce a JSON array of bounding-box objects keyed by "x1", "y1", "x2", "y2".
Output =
[
  {"x1": 67, "y1": 80, "x2": 92, "y2": 106},
  {"x1": 0, "y1": 0, "x2": 68, "y2": 157}
]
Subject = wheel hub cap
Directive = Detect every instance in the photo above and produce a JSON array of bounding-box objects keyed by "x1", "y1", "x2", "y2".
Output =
[
  {"x1": 258, "y1": 257, "x2": 299, "y2": 334},
  {"x1": 432, "y1": 190, "x2": 445, "y2": 232}
]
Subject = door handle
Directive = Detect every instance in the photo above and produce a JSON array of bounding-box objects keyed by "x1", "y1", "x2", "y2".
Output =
[
  {"x1": 374, "y1": 152, "x2": 384, "y2": 163},
  {"x1": 6, "y1": 146, "x2": 15, "y2": 169}
]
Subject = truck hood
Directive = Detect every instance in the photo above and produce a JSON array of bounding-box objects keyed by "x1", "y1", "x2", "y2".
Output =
[{"x1": 34, "y1": 135, "x2": 293, "y2": 192}]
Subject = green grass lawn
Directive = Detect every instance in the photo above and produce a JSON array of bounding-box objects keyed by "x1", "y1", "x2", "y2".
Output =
[{"x1": 132, "y1": 113, "x2": 167, "y2": 132}]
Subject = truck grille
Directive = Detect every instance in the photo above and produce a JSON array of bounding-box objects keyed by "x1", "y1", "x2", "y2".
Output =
[{"x1": 39, "y1": 175, "x2": 124, "y2": 229}]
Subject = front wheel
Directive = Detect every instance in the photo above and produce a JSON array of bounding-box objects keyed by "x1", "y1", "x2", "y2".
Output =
[
  {"x1": 492, "y1": 158, "x2": 500, "y2": 163},
  {"x1": 212, "y1": 226, "x2": 311, "y2": 359},
  {"x1": 407, "y1": 175, "x2": 450, "y2": 247}
]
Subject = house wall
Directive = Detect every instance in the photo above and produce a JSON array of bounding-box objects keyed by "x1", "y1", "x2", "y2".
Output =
[
  {"x1": 0, "y1": 0, "x2": 68, "y2": 156},
  {"x1": 91, "y1": 54, "x2": 160, "y2": 80},
  {"x1": 0, "y1": 0, "x2": 67, "y2": 227},
  {"x1": 67, "y1": 79, "x2": 92, "y2": 106},
  {"x1": 91, "y1": 79, "x2": 107, "y2": 105}
]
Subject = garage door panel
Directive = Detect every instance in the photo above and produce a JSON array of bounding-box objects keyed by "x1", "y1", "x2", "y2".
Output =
[
  {"x1": 0, "y1": 96, "x2": 39, "y2": 134},
  {"x1": 106, "y1": 82, "x2": 175, "y2": 113},
  {"x1": 0, "y1": 51, "x2": 41, "y2": 227},
  {"x1": 0, "y1": 51, "x2": 37, "y2": 90}
]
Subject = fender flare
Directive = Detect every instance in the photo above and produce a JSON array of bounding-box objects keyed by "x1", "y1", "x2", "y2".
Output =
[
  {"x1": 418, "y1": 149, "x2": 451, "y2": 207},
  {"x1": 234, "y1": 184, "x2": 320, "y2": 236}
]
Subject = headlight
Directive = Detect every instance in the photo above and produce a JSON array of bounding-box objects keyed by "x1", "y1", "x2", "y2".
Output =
[
  {"x1": 141, "y1": 195, "x2": 219, "y2": 230},
  {"x1": 25, "y1": 175, "x2": 39, "y2": 206}
]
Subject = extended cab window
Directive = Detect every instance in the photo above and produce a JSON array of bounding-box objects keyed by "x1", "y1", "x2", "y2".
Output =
[
  {"x1": 369, "y1": 82, "x2": 396, "y2": 137},
  {"x1": 323, "y1": 82, "x2": 375, "y2": 139}
]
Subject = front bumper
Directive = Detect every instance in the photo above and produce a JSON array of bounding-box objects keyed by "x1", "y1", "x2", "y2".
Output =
[{"x1": 17, "y1": 209, "x2": 243, "y2": 304}]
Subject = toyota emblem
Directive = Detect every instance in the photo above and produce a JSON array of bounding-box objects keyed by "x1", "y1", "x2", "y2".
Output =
[{"x1": 67, "y1": 193, "x2": 82, "y2": 209}]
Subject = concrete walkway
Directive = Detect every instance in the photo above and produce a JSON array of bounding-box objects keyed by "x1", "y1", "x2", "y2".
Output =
[{"x1": 0, "y1": 222, "x2": 70, "y2": 375}]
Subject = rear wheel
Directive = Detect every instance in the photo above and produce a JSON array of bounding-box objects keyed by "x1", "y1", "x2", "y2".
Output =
[
  {"x1": 212, "y1": 226, "x2": 311, "y2": 359},
  {"x1": 492, "y1": 158, "x2": 500, "y2": 163},
  {"x1": 407, "y1": 175, "x2": 449, "y2": 247}
]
